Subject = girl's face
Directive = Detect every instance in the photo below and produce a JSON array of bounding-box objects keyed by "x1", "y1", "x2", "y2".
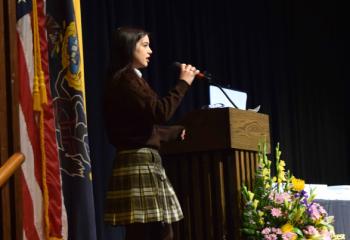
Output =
[{"x1": 132, "y1": 35, "x2": 152, "y2": 69}]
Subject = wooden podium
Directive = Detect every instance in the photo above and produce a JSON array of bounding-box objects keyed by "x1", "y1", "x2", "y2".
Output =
[{"x1": 161, "y1": 107, "x2": 270, "y2": 240}]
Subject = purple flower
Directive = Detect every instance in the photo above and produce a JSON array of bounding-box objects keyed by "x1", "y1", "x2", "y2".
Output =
[
  {"x1": 308, "y1": 202, "x2": 328, "y2": 220},
  {"x1": 294, "y1": 190, "x2": 307, "y2": 198}
]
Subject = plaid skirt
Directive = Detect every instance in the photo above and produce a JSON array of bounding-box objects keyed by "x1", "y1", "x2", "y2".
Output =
[{"x1": 104, "y1": 148, "x2": 183, "y2": 225}]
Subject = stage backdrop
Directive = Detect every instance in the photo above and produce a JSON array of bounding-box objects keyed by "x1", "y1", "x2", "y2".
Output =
[{"x1": 80, "y1": 0, "x2": 350, "y2": 239}]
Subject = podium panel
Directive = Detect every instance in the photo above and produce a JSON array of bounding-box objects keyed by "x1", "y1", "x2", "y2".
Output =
[
  {"x1": 161, "y1": 108, "x2": 270, "y2": 240},
  {"x1": 162, "y1": 108, "x2": 270, "y2": 154}
]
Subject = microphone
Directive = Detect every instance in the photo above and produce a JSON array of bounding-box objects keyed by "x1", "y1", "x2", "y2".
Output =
[
  {"x1": 173, "y1": 62, "x2": 212, "y2": 81},
  {"x1": 173, "y1": 62, "x2": 239, "y2": 108}
]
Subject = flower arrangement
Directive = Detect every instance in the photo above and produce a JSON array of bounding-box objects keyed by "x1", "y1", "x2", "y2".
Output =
[{"x1": 241, "y1": 142, "x2": 345, "y2": 240}]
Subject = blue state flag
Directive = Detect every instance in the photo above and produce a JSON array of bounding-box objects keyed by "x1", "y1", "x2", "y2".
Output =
[{"x1": 46, "y1": 0, "x2": 97, "y2": 239}]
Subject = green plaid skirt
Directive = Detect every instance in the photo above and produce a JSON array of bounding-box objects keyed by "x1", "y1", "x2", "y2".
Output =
[{"x1": 104, "y1": 148, "x2": 183, "y2": 225}]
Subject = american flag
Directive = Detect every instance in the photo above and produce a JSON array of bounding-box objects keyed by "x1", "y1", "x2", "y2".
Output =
[{"x1": 17, "y1": 0, "x2": 67, "y2": 239}]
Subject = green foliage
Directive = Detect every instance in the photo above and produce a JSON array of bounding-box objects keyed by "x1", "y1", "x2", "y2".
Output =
[{"x1": 241, "y1": 142, "x2": 345, "y2": 240}]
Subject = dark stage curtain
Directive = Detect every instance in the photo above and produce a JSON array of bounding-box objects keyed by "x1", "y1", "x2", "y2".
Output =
[{"x1": 80, "y1": 1, "x2": 350, "y2": 239}]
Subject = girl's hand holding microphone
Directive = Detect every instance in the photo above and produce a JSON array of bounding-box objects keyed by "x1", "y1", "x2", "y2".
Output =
[{"x1": 178, "y1": 63, "x2": 200, "y2": 85}]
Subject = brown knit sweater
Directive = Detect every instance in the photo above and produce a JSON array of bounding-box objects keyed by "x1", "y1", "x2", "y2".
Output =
[{"x1": 104, "y1": 69, "x2": 190, "y2": 150}]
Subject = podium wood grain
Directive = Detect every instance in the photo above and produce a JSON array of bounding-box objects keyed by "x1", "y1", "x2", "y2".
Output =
[{"x1": 161, "y1": 108, "x2": 270, "y2": 240}]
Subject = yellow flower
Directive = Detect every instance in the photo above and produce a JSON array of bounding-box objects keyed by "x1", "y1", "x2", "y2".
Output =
[
  {"x1": 276, "y1": 160, "x2": 286, "y2": 183},
  {"x1": 284, "y1": 199, "x2": 290, "y2": 209},
  {"x1": 247, "y1": 191, "x2": 254, "y2": 201},
  {"x1": 259, "y1": 218, "x2": 264, "y2": 225},
  {"x1": 333, "y1": 234, "x2": 346, "y2": 240},
  {"x1": 277, "y1": 173, "x2": 286, "y2": 183},
  {"x1": 279, "y1": 160, "x2": 286, "y2": 167},
  {"x1": 281, "y1": 223, "x2": 297, "y2": 240},
  {"x1": 294, "y1": 206, "x2": 306, "y2": 222},
  {"x1": 262, "y1": 168, "x2": 270, "y2": 177},
  {"x1": 290, "y1": 233, "x2": 297, "y2": 240},
  {"x1": 281, "y1": 223, "x2": 294, "y2": 233},
  {"x1": 252, "y1": 199, "x2": 259, "y2": 209},
  {"x1": 277, "y1": 160, "x2": 286, "y2": 171},
  {"x1": 291, "y1": 177, "x2": 305, "y2": 192}
]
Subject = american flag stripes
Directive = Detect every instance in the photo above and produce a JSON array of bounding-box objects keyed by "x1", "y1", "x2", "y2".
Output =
[{"x1": 17, "y1": 0, "x2": 96, "y2": 239}]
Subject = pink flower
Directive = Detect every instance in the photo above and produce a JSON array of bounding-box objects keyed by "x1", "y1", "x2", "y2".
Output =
[
  {"x1": 309, "y1": 203, "x2": 327, "y2": 220},
  {"x1": 320, "y1": 229, "x2": 331, "y2": 240},
  {"x1": 303, "y1": 225, "x2": 318, "y2": 236},
  {"x1": 269, "y1": 192, "x2": 291, "y2": 204},
  {"x1": 264, "y1": 233, "x2": 278, "y2": 240},
  {"x1": 262, "y1": 227, "x2": 271, "y2": 234},
  {"x1": 282, "y1": 232, "x2": 297, "y2": 240},
  {"x1": 271, "y1": 208, "x2": 282, "y2": 217},
  {"x1": 271, "y1": 227, "x2": 282, "y2": 234}
]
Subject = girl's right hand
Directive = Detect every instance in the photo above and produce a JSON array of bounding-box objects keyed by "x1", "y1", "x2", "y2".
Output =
[{"x1": 179, "y1": 63, "x2": 200, "y2": 85}]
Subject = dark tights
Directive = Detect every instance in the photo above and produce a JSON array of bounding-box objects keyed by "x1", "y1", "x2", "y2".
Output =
[{"x1": 125, "y1": 222, "x2": 173, "y2": 240}]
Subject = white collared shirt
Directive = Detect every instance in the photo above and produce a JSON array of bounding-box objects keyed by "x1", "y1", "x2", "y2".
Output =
[{"x1": 134, "y1": 68, "x2": 142, "y2": 78}]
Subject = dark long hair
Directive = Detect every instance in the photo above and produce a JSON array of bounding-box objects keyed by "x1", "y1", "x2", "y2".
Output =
[{"x1": 107, "y1": 27, "x2": 149, "y2": 81}]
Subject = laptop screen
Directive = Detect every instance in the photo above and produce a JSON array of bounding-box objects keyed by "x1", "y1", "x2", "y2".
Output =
[{"x1": 209, "y1": 85, "x2": 247, "y2": 110}]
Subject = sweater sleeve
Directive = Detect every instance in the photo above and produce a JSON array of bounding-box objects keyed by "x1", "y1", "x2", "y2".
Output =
[
  {"x1": 155, "y1": 125, "x2": 185, "y2": 143},
  {"x1": 120, "y1": 74, "x2": 190, "y2": 124}
]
